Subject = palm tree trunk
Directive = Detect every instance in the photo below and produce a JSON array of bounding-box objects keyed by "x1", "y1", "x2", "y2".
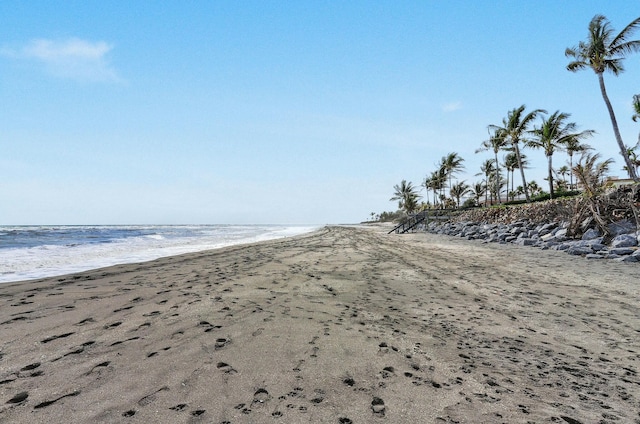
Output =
[
  {"x1": 598, "y1": 72, "x2": 639, "y2": 181},
  {"x1": 514, "y1": 142, "x2": 530, "y2": 202},
  {"x1": 484, "y1": 180, "x2": 488, "y2": 206},
  {"x1": 547, "y1": 154, "x2": 554, "y2": 199},
  {"x1": 511, "y1": 170, "x2": 515, "y2": 199},
  {"x1": 505, "y1": 167, "x2": 509, "y2": 202},
  {"x1": 569, "y1": 153, "x2": 574, "y2": 190},
  {"x1": 494, "y1": 152, "x2": 501, "y2": 203}
]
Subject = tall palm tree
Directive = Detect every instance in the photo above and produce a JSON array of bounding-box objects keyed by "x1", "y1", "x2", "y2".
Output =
[
  {"x1": 566, "y1": 14, "x2": 640, "y2": 181},
  {"x1": 490, "y1": 105, "x2": 546, "y2": 202},
  {"x1": 476, "y1": 128, "x2": 507, "y2": 203},
  {"x1": 390, "y1": 180, "x2": 421, "y2": 214},
  {"x1": 529, "y1": 111, "x2": 595, "y2": 198},
  {"x1": 450, "y1": 181, "x2": 470, "y2": 208},
  {"x1": 564, "y1": 137, "x2": 591, "y2": 190}
]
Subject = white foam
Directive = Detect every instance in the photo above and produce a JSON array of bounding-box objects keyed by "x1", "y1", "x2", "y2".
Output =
[{"x1": 0, "y1": 225, "x2": 318, "y2": 283}]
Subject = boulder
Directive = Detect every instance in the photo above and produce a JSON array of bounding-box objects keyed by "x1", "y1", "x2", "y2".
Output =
[
  {"x1": 611, "y1": 234, "x2": 637, "y2": 248},
  {"x1": 581, "y1": 228, "x2": 600, "y2": 240},
  {"x1": 616, "y1": 255, "x2": 639, "y2": 263},
  {"x1": 514, "y1": 238, "x2": 536, "y2": 246},
  {"x1": 585, "y1": 254, "x2": 605, "y2": 260},
  {"x1": 608, "y1": 220, "x2": 636, "y2": 237},
  {"x1": 609, "y1": 247, "x2": 635, "y2": 256},
  {"x1": 566, "y1": 246, "x2": 593, "y2": 255}
]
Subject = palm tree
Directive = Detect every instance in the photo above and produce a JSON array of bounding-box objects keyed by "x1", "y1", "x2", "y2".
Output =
[
  {"x1": 425, "y1": 169, "x2": 446, "y2": 208},
  {"x1": 487, "y1": 169, "x2": 506, "y2": 202},
  {"x1": 572, "y1": 152, "x2": 614, "y2": 236},
  {"x1": 490, "y1": 105, "x2": 546, "y2": 202},
  {"x1": 503, "y1": 152, "x2": 525, "y2": 200},
  {"x1": 424, "y1": 172, "x2": 437, "y2": 207},
  {"x1": 470, "y1": 182, "x2": 486, "y2": 206},
  {"x1": 476, "y1": 128, "x2": 507, "y2": 203},
  {"x1": 564, "y1": 137, "x2": 591, "y2": 190},
  {"x1": 633, "y1": 94, "x2": 640, "y2": 122},
  {"x1": 624, "y1": 145, "x2": 640, "y2": 175},
  {"x1": 566, "y1": 14, "x2": 640, "y2": 181},
  {"x1": 573, "y1": 152, "x2": 613, "y2": 197},
  {"x1": 556, "y1": 165, "x2": 570, "y2": 189},
  {"x1": 450, "y1": 181, "x2": 470, "y2": 208},
  {"x1": 441, "y1": 152, "x2": 465, "y2": 192},
  {"x1": 476, "y1": 159, "x2": 496, "y2": 204},
  {"x1": 527, "y1": 180, "x2": 542, "y2": 197},
  {"x1": 633, "y1": 94, "x2": 640, "y2": 146},
  {"x1": 390, "y1": 180, "x2": 421, "y2": 214},
  {"x1": 529, "y1": 111, "x2": 595, "y2": 198}
]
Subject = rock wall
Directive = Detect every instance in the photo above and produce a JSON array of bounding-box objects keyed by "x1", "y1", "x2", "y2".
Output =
[{"x1": 421, "y1": 197, "x2": 640, "y2": 263}]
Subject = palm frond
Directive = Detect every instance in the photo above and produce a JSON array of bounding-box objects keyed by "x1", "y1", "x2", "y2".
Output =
[{"x1": 610, "y1": 16, "x2": 640, "y2": 49}]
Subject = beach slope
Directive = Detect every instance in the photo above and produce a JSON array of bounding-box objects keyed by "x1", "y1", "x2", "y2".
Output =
[{"x1": 1, "y1": 226, "x2": 639, "y2": 423}]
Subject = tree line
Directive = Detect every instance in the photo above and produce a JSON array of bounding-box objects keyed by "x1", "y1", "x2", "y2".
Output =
[{"x1": 381, "y1": 14, "x2": 640, "y2": 220}]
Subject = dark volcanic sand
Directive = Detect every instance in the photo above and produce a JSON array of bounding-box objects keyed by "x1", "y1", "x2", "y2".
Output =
[{"x1": 1, "y1": 226, "x2": 639, "y2": 423}]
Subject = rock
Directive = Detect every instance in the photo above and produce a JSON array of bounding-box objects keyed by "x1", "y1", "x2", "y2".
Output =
[
  {"x1": 608, "y1": 220, "x2": 636, "y2": 237},
  {"x1": 555, "y1": 228, "x2": 568, "y2": 239},
  {"x1": 537, "y1": 222, "x2": 557, "y2": 236},
  {"x1": 581, "y1": 228, "x2": 600, "y2": 240},
  {"x1": 616, "y1": 255, "x2": 639, "y2": 263},
  {"x1": 611, "y1": 234, "x2": 637, "y2": 248},
  {"x1": 609, "y1": 247, "x2": 635, "y2": 256},
  {"x1": 566, "y1": 246, "x2": 593, "y2": 256},
  {"x1": 418, "y1": 204, "x2": 637, "y2": 263},
  {"x1": 514, "y1": 238, "x2": 536, "y2": 246},
  {"x1": 585, "y1": 254, "x2": 605, "y2": 259}
]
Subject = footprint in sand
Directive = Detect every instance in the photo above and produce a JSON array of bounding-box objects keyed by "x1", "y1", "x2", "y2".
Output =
[
  {"x1": 7, "y1": 391, "x2": 29, "y2": 404},
  {"x1": 371, "y1": 397, "x2": 385, "y2": 415},
  {"x1": 216, "y1": 362, "x2": 237, "y2": 374},
  {"x1": 253, "y1": 388, "x2": 270, "y2": 404}
]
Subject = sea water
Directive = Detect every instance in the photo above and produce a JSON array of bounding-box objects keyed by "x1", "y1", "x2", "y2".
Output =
[{"x1": 0, "y1": 225, "x2": 318, "y2": 283}]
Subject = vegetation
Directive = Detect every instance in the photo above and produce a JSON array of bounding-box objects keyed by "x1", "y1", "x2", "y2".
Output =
[
  {"x1": 489, "y1": 105, "x2": 546, "y2": 202},
  {"x1": 528, "y1": 111, "x2": 594, "y2": 199},
  {"x1": 568, "y1": 152, "x2": 615, "y2": 237},
  {"x1": 390, "y1": 180, "x2": 421, "y2": 214},
  {"x1": 371, "y1": 14, "x2": 640, "y2": 225},
  {"x1": 566, "y1": 14, "x2": 640, "y2": 181}
]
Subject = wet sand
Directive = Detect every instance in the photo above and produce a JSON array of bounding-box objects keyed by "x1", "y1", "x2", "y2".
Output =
[{"x1": 1, "y1": 225, "x2": 639, "y2": 423}]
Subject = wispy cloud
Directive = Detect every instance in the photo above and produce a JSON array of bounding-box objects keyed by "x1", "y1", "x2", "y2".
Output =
[
  {"x1": 442, "y1": 101, "x2": 462, "y2": 112},
  {"x1": 2, "y1": 38, "x2": 122, "y2": 83}
]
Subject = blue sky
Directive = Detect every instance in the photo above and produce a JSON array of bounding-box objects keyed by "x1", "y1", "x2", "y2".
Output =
[{"x1": 1, "y1": 1, "x2": 639, "y2": 225}]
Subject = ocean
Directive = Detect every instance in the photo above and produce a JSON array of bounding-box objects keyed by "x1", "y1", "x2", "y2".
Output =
[{"x1": 0, "y1": 225, "x2": 318, "y2": 283}]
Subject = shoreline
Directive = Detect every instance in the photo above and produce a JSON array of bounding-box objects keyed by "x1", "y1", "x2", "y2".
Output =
[
  {"x1": 0, "y1": 225, "x2": 322, "y2": 285},
  {"x1": 1, "y1": 226, "x2": 639, "y2": 423}
]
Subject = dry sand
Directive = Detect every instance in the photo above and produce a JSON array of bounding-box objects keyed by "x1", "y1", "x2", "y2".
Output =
[{"x1": 1, "y1": 225, "x2": 639, "y2": 423}]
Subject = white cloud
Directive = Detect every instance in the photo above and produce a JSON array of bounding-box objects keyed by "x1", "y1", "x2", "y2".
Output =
[
  {"x1": 3, "y1": 38, "x2": 122, "y2": 83},
  {"x1": 442, "y1": 101, "x2": 462, "y2": 112}
]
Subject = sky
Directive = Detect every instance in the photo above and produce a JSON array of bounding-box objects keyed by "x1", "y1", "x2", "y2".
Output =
[{"x1": 1, "y1": 1, "x2": 640, "y2": 225}]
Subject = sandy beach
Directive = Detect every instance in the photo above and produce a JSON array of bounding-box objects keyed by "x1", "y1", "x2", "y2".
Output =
[{"x1": 1, "y1": 225, "x2": 639, "y2": 423}]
